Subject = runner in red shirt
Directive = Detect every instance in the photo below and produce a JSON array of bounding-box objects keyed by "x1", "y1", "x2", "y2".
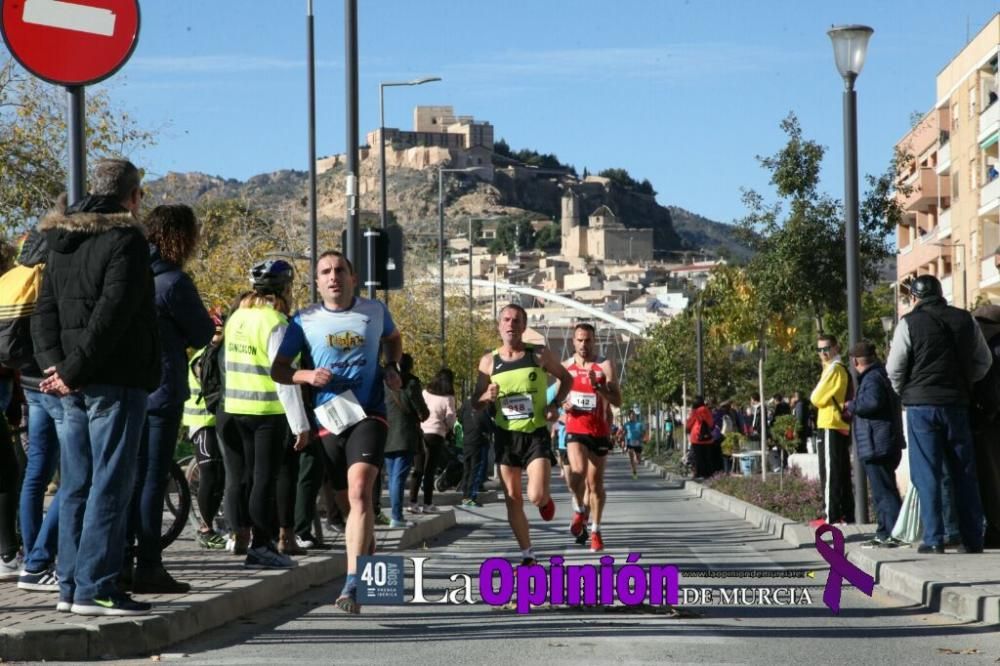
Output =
[{"x1": 561, "y1": 323, "x2": 621, "y2": 552}]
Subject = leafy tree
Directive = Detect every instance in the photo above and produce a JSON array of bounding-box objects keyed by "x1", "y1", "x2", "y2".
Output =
[
  {"x1": 516, "y1": 219, "x2": 536, "y2": 251},
  {"x1": 597, "y1": 168, "x2": 657, "y2": 196},
  {"x1": 0, "y1": 58, "x2": 156, "y2": 234},
  {"x1": 534, "y1": 222, "x2": 560, "y2": 250},
  {"x1": 735, "y1": 113, "x2": 902, "y2": 334}
]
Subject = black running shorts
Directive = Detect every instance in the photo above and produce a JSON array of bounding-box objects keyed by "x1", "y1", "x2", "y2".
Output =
[
  {"x1": 566, "y1": 433, "x2": 612, "y2": 457},
  {"x1": 494, "y1": 426, "x2": 556, "y2": 469},
  {"x1": 320, "y1": 417, "x2": 387, "y2": 491}
]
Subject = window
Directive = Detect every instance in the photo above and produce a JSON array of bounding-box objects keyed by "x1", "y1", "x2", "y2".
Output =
[
  {"x1": 952, "y1": 102, "x2": 960, "y2": 132},
  {"x1": 952, "y1": 170, "x2": 961, "y2": 200}
]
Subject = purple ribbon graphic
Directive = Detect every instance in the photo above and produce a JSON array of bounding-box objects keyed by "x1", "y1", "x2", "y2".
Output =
[{"x1": 814, "y1": 524, "x2": 875, "y2": 614}]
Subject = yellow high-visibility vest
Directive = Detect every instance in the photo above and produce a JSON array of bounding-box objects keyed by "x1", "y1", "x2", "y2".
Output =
[
  {"x1": 182, "y1": 346, "x2": 216, "y2": 429},
  {"x1": 223, "y1": 306, "x2": 286, "y2": 416}
]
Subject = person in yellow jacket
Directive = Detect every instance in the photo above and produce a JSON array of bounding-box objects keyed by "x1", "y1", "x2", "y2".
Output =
[
  {"x1": 220, "y1": 259, "x2": 308, "y2": 569},
  {"x1": 810, "y1": 334, "x2": 855, "y2": 524}
]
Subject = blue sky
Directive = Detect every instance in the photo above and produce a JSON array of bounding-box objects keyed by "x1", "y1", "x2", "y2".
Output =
[{"x1": 19, "y1": 0, "x2": 1000, "y2": 225}]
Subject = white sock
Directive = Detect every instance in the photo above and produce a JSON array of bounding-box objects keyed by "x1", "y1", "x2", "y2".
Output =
[
  {"x1": 573, "y1": 503, "x2": 584, "y2": 513},
  {"x1": 591, "y1": 522, "x2": 601, "y2": 533},
  {"x1": 521, "y1": 548, "x2": 534, "y2": 559}
]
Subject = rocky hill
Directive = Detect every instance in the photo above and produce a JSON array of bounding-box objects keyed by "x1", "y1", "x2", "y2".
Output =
[{"x1": 144, "y1": 155, "x2": 747, "y2": 259}]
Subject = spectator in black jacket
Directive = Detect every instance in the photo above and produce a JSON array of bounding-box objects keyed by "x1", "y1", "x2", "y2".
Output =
[
  {"x1": 128, "y1": 204, "x2": 214, "y2": 594},
  {"x1": 460, "y1": 398, "x2": 494, "y2": 507},
  {"x1": 32, "y1": 158, "x2": 160, "y2": 616},
  {"x1": 848, "y1": 341, "x2": 905, "y2": 548},
  {"x1": 384, "y1": 354, "x2": 428, "y2": 528}
]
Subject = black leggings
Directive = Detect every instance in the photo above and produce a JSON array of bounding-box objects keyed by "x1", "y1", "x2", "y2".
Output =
[
  {"x1": 276, "y1": 437, "x2": 299, "y2": 530},
  {"x1": 220, "y1": 413, "x2": 286, "y2": 547},
  {"x1": 0, "y1": 419, "x2": 17, "y2": 559},
  {"x1": 410, "y1": 433, "x2": 445, "y2": 506},
  {"x1": 194, "y1": 427, "x2": 225, "y2": 530}
]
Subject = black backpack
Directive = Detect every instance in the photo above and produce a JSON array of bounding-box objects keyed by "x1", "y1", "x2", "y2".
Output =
[{"x1": 192, "y1": 343, "x2": 224, "y2": 414}]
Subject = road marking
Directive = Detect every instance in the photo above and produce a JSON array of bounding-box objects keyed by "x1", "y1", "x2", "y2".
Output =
[{"x1": 22, "y1": 0, "x2": 117, "y2": 37}]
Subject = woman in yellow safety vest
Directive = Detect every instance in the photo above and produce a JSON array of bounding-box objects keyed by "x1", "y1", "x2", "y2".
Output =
[{"x1": 220, "y1": 259, "x2": 307, "y2": 569}]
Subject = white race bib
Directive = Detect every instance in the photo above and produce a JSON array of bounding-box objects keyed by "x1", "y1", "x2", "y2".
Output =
[
  {"x1": 500, "y1": 394, "x2": 533, "y2": 421},
  {"x1": 314, "y1": 389, "x2": 366, "y2": 435},
  {"x1": 569, "y1": 390, "x2": 597, "y2": 412}
]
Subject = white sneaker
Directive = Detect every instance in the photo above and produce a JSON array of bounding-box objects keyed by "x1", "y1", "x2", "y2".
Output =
[
  {"x1": 295, "y1": 535, "x2": 316, "y2": 549},
  {"x1": 422, "y1": 504, "x2": 437, "y2": 514},
  {"x1": 244, "y1": 543, "x2": 297, "y2": 569},
  {"x1": 409, "y1": 504, "x2": 423, "y2": 514},
  {"x1": 0, "y1": 552, "x2": 22, "y2": 581}
]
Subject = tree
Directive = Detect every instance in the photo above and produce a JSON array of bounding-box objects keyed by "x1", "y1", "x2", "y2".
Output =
[
  {"x1": 534, "y1": 222, "x2": 560, "y2": 250},
  {"x1": 597, "y1": 168, "x2": 657, "y2": 196},
  {"x1": 735, "y1": 113, "x2": 901, "y2": 334},
  {"x1": 516, "y1": 219, "x2": 536, "y2": 251},
  {"x1": 0, "y1": 58, "x2": 156, "y2": 234}
]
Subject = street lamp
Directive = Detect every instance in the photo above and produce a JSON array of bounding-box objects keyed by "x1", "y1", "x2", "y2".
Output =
[
  {"x1": 438, "y1": 166, "x2": 489, "y2": 367},
  {"x1": 828, "y1": 23, "x2": 873, "y2": 524},
  {"x1": 695, "y1": 293, "x2": 716, "y2": 396},
  {"x1": 379, "y1": 77, "x2": 441, "y2": 232}
]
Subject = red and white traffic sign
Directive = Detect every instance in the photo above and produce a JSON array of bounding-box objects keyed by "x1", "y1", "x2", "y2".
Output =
[{"x1": 1, "y1": 0, "x2": 140, "y2": 86}]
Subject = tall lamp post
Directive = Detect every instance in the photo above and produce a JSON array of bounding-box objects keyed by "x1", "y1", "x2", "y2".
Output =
[
  {"x1": 438, "y1": 166, "x2": 488, "y2": 367},
  {"x1": 306, "y1": 0, "x2": 318, "y2": 303},
  {"x1": 829, "y1": 23, "x2": 873, "y2": 524}
]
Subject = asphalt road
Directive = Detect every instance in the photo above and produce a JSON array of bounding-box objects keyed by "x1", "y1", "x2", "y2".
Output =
[{"x1": 104, "y1": 455, "x2": 1000, "y2": 665}]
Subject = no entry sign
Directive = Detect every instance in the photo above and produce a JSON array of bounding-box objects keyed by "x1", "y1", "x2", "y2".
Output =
[{"x1": 1, "y1": 0, "x2": 140, "y2": 86}]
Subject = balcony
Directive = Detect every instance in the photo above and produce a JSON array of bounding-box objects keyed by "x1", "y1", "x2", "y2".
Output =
[
  {"x1": 981, "y1": 257, "x2": 1000, "y2": 288},
  {"x1": 981, "y1": 175, "x2": 1000, "y2": 216},
  {"x1": 941, "y1": 275, "x2": 954, "y2": 303},
  {"x1": 979, "y1": 100, "x2": 1000, "y2": 146},
  {"x1": 938, "y1": 207, "x2": 952, "y2": 238},
  {"x1": 900, "y1": 168, "x2": 948, "y2": 213},
  {"x1": 936, "y1": 141, "x2": 951, "y2": 175}
]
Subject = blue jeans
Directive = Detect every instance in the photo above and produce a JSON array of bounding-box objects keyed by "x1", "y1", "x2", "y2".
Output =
[
  {"x1": 128, "y1": 405, "x2": 183, "y2": 569},
  {"x1": 19, "y1": 389, "x2": 63, "y2": 571},
  {"x1": 384, "y1": 452, "x2": 413, "y2": 521},
  {"x1": 57, "y1": 385, "x2": 147, "y2": 602},
  {"x1": 863, "y1": 451, "x2": 902, "y2": 540},
  {"x1": 906, "y1": 405, "x2": 984, "y2": 549}
]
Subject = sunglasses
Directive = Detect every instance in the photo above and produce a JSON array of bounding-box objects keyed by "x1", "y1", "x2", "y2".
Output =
[{"x1": 817, "y1": 346, "x2": 832, "y2": 353}]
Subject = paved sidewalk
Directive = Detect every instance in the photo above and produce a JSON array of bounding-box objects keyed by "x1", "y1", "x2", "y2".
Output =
[
  {"x1": 645, "y1": 460, "x2": 1000, "y2": 626},
  {"x1": 0, "y1": 510, "x2": 456, "y2": 662}
]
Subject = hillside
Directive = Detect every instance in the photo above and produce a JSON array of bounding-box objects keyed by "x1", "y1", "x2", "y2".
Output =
[{"x1": 145, "y1": 157, "x2": 749, "y2": 260}]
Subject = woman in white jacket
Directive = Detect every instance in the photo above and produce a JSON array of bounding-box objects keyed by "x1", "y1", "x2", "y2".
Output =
[{"x1": 411, "y1": 369, "x2": 456, "y2": 512}]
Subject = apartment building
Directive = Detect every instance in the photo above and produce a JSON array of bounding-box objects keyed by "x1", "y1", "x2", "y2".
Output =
[{"x1": 897, "y1": 14, "x2": 1000, "y2": 309}]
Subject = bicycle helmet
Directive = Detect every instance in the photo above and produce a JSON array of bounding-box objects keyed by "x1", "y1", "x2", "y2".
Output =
[
  {"x1": 249, "y1": 259, "x2": 294, "y2": 294},
  {"x1": 910, "y1": 274, "x2": 942, "y2": 301}
]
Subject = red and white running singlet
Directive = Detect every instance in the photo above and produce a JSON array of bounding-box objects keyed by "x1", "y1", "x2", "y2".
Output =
[{"x1": 563, "y1": 360, "x2": 610, "y2": 437}]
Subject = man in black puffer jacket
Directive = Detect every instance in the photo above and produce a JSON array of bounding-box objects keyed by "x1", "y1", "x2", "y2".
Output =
[
  {"x1": 31, "y1": 158, "x2": 159, "y2": 617},
  {"x1": 848, "y1": 341, "x2": 905, "y2": 548}
]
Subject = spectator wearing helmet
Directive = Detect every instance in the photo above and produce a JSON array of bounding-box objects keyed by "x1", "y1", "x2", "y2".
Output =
[
  {"x1": 127, "y1": 204, "x2": 215, "y2": 594},
  {"x1": 886, "y1": 274, "x2": 993, "y2": 554},
  {"x1": 219, "y1": 258, "x2": 308, "y2": 569}
]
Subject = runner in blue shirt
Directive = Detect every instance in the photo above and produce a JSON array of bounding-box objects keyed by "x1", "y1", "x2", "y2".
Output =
[
  {"x1": 272, "y1": 251, "x2": 403, "y2": 615},
  {"x1": 623, "y1": 411, "x2": 646, "y2": 479}
]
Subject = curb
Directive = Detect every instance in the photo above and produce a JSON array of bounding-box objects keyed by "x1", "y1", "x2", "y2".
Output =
[
  {"x1": 0, "y1": 510, "x2": 456, "y2": 661},
  {"x1": 643, "y1": 459, "x2": 1000, "y2": 625}
]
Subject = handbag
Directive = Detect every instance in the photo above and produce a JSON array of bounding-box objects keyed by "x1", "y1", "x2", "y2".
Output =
[{"x1": 891, "y1": 484, "x2": 923, "y2": 544}]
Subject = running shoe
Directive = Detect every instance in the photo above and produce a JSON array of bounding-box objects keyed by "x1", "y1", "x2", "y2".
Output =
[
  {"x1": 589, "y1": 531, "x2": 604, "y2": 553},
  {"x1": 520, "y1": 557, "x2": 537, "y2": 567},
  {"x1": 632, "y1": 472, "x2": 638, "y2": 480},
  {"x1": 56, "y1": 596, "x2": 73, "y2": 613},
  {"x1": 296, "y1": 533, "x2": 317, "y2": 549},
  {"x1": 422, "y1": 504, "x2": 437, "y2": 514},
  {"x1": 375, "y1": 512, "x2": 392, "y2": 526},
  {"x1": 408, "y1": 504, "x2": 422, "y2": 514},
  {"x1": 575, "y1": 524, "x2": 590, "y2": 546},
  {"x1": 335, "y1": 589, "x2": 361, "y2": 614},
  {"x1": 71, "y1": 593, "x2": 151, "y2": 616},
  {"x1": 570, "y1": 510, "x2": 587, "y2": 537},
  {"x1": 538, "y1": 499, "x2": 556, "y2": 522},
  {"x1": 197, "y1": 530, "x2": 228, "y2": 550},
  {"x1": 328, "y1": 518, "x2": 346, "y2": 534},
  {"x1": 18, "y1": 567, "x2": 59, "y2": 592},
  {"x1": 0, "y1": 552, "x2": 23, "y2": 581},
  {"x1": 389, "y1": 519, "x2": 414, "y2": 529},
  {"x1": 244, "y1": 543, "x2": 297, "y2": 569},
  {"x1": 461, "y1": 498, "x2": 483, "y2": 507},
  {"x1": 225, "y1": 534, "x2": 249, "y2": 555}
]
